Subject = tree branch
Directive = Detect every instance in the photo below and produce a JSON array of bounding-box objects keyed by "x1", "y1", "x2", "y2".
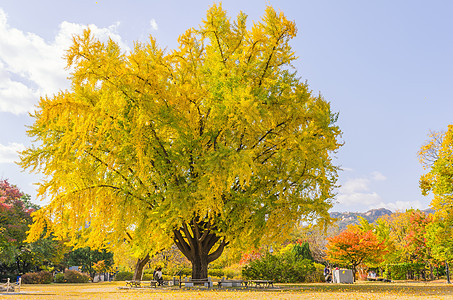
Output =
[
  {"x1": 251, "y1": 121, "x2": 286, "y2": 149},
  {"x1": 207, "y1": 240, "x2": 229, "y2": 263},
  {"x1": 258, "y1": 31, "x2": 287, "y2": 87},
  {"x1": 173, "y1": 229, "x2": 193, "y2": 261}
]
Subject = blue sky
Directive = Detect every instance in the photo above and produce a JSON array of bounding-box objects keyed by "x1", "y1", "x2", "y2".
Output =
[{"x1": 0, "y1": 0, "x2": 452, "y2": 212}]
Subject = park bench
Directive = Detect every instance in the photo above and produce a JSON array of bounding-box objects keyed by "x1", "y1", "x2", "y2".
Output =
[
  {"x1": 249, "y1": 279, "x2": 274, "y2": 288},
  {"x1": 182, "y1": 277, "x2": 213, "y2": 288},
  {"x1": 125, "y1": 280, "x2": 159, "y2": 288},
  {"x1": 366, "y1": 277, "x2": 391, "y2": 282},
  {"x1": 148, "y1": 280, "x2": 159, "y2": 287},
  {"x1": 218, "y1": 279, "x2": 244, "y2": 287},
  {"x1": 125, "y1": 280, "x2": 141, "y2": 288},
  {"x1": 0, "y1": 278, "x2": 20, "y2": 292}
]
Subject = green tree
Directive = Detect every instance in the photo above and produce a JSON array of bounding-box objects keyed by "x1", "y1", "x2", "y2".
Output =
[
  {"x1": 377, "y1": 210, "x2": 433, "y2": 280},
  {"x1": 65, "y1": 247, "x2": 114, "y2": 277},
  {"x1": 419, "y1": 126, "x2": 453, "y2": 282},
  {"x1": 0, "y1": 179, "x2": 37, "y2": 275},
  {"x1": 20, "y1": 4, "x2": 341, "y2": 279},
  {"x1": 378, "y1": 210, "x2": 432, "y2": 264},
  {"x1": 292, "y1": 240, "x2": 313, "y2": 261},
  {"x1": 0, "y1": 179, "x2": 64, "y2": 276}
]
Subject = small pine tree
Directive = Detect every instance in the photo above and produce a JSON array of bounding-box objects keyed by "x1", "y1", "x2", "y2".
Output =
[{"x1": 292, "y1": 240, "x2": 313, "y2": 261}]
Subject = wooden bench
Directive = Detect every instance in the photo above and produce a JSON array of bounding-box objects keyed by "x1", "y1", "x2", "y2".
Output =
[
  {"x1": 367, "y1": 277, "x2": 391, "y2": 282},
  {"x1": 149, "y1": 280, "x2": 159, "y2": 287},
  {"x1": 0, "y1": 278, "x2": 17, "y2": 292},
  {"x1": 250, "y1": 280, "x2": 274, "y2": 288},
  {"x1": 125, "y1": 280, "x2": 159, "y2": 288},
  {"x1": 125, "y1": 280, "x2": 141, "y2": 288},
  {"x1": 183, "y1": 278, "x2": 213, "y2": 288}
]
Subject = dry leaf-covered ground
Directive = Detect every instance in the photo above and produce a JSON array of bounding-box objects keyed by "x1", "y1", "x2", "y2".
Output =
[{"x1": 2, "y1": 281, "x2": 453, "y2": 299}]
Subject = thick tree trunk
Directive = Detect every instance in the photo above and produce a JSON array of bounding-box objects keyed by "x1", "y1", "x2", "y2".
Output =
[
  {"x1": 132, "y1": 254, "x2": 150, "y2": 281},
  {"x1": 446, "y1": 261, "x2": 451, "y2": 284},
  {"x1": 191, "y1": 253, "x2": 209, "y2": 279},
  {"x1": 173, "y1": 218, "x2": 229, "y2": 279}
]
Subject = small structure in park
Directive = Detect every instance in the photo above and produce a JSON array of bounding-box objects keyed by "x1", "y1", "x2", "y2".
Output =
[{"x1": 332, "y1": 269, "x2": 354, "y2": 284}]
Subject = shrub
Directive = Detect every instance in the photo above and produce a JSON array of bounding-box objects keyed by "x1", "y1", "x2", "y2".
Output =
[
  {"x1": 180, "y1": 268, "x2": 192, "y2": 277},
  {"x1": 166, "y1": 267, "x2": 192, "y2": 277},
  {"x1": 208, "y1": 269, "x2": 224, "y2": 278},
  {"x1": 64, "y1": 270, "x2": 90, "y2": 283},
  {"x1": 21, "y1": 271, "x2": 53, "y2": 284},
  {"x1": 162, "y1": 274, "x2": 173, "y2": 281},
  {"x1": 142, "y1": 273, "x2": 153, "y2": 280},
  {"x1": 142, "y1": 268, "x2": 156, "y2": 280},
  {"x1": 223, "y1": 265, "x2": 242, "y2": 279},
  {"x1": 242, "y1": 251, "x2": 318, "y2": 283},
  {"x1": 38, "y1": 271, "x2": 53, "y2": 284},
  {"x1": 305, "y1": 263, "x2": 325, "y2": 283},
  {"x1": 143, "y1": 269, "x2": 153, "y2": 275},
  {"x1": 114, "y1": 271, "x2": 133, "y2": 281},
  {"x1": 54, "y1": 273, "x2": 65, "y2": 283},
  {"x1": 386, "y1": 263, "x2": 425, "y2": 280},
  {"x1": 0, "y1": 274, "x2": 15, "y2": 283}
]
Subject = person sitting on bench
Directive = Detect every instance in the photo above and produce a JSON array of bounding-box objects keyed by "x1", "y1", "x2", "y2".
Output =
[{"x1": 153, "y1": 267, "x2": 164, "y2": 286}]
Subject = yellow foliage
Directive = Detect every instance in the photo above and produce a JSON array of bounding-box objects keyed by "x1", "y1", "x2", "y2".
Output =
[
  {"x1": 418, "y1": 125, "x2": 453, "y2": 209},
  {"x1": 419, "y1": 125, "x2": 453, "y2": 262},
  {"x1": 20, "y1": 4, "x2": 341, "y2": 261}
]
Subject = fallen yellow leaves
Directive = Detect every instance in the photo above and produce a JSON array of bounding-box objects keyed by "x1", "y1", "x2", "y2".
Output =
[{"x1": 5, "y1": 281, "x2": 453, "y2": 300}]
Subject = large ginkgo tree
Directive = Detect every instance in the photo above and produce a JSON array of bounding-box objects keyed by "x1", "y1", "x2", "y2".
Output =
[{"x1": 21, "y1": 4, "x2": 342, "y2": 279}]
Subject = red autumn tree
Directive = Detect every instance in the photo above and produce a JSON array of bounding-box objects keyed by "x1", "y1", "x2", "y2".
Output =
[
  {"x1": 403, "y1": 210, "x2": 432, "y2": 264},
  {"x1": 0, "y1": 179, "x2": 24, "y2": 203},
  {"x1": 326, "y1": 224, "x2": 387, "y2": 279},
  {"x1": 377, "y1": 209, "x2": 433, "y2": 265},
  {"x1": 0, "y1": 179, "x2": 38, "y2": 274}
]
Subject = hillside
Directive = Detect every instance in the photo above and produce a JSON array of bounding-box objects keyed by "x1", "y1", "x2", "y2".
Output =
[
  {"x1": 330, "y1": 208, "x2": 434, "y2": 230},
  {"x1": 330, "y1": 208, "x2": 392, "y2": 230}
]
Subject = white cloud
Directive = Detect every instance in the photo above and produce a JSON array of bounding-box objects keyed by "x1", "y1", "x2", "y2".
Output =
[
  {"x1": 372, "y1": 171, "x2": 387, "y2": 181},
  {"x1": 336, "y1": 171, "x2": 426, "y2": 212},
  {"x1": 339, "y1": 178, "x2": 370, "y2": 194},
  {"x1": 337, "y1": 177, "x2": 382, "y2": 207},
  {"x1": 0, "y1": 9, "x2": 129, "y2": 115},
  {"x1": 336, "y1": 171, "x2": 388, "y2": 208},
  {"x1": 375, "y1": 200, "x2": 424, "y2": 212},
  {"x1": 0, "y1": 61, "x2": 38, "y2": 114},
  {"x1": 150, "y1": 19, "x2": 158, "y2": 31},
  {"x1": 0, "y1": 142, "x2": 25, "y2": 163}
]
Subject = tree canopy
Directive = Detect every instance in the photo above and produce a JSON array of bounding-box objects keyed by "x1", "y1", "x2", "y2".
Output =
[
  {"x1": 376, "y1": 210, "x2": 432, "y2": 266},
  {"x1": 326, "y1": 221, "x2": 387, "y2": 278},
  {"x1": 419, "y1": 125, "x2": 453, "y2": 207},
  {"x1": 20, "y1": 4, "x2": 341, "y2": 278},
  {"x1": 0, "y1": 179, "x2": 64, "y2": 276},
  {"x1": 419, "y1": 125, "x2": 453, "y2": 265}
]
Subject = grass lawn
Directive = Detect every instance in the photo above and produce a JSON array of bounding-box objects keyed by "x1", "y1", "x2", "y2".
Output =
[{"x1": 2, "y1": 280, "x2": 453, "y2": 299}]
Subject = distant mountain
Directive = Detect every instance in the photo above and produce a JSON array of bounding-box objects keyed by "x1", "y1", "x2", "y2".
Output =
[
  {"x1": 330, "y1": 208, "x2": 434, "y2": 230},
  {"x1": 330, "y1": 208, "x2": 392, "y2": 230}
]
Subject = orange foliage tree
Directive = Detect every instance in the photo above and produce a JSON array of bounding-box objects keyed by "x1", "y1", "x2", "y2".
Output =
[{"x1": 326, "y1": 224, "x2": 387, "y2": 279}]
